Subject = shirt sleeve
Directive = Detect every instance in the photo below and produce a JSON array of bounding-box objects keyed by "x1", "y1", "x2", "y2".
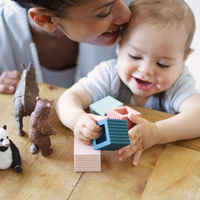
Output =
[
  {"x1": 79, "y1": 59, "x2": 121, "y2": 103},
  {"x1": 0, "y1": 0, "x2": 32, "y2": 73},
  {"x1": 164, "y1": 66, "x2": 200, "y2": 114}
]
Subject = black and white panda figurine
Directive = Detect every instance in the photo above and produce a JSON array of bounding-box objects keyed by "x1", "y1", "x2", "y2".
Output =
[{"x1": 0, "y1": 125, "x2": 23, "y2": 173}]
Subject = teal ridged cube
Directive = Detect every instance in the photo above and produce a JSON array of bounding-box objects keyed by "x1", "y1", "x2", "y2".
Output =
[{"x1": 93, "y1": 119, "x2": 130, "y2": 151}]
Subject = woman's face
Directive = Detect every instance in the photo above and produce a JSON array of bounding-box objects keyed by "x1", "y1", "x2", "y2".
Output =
[{"x1": 53, "y1": 0, "x2": 131, "y2": 46}]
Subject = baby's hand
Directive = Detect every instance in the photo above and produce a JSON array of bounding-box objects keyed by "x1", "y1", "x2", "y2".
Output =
[
  {"x1": 118, "y1": 113, "x2": 158, "y2": 166},
  {"x1": 73, "y1": 113, "x2": 107, "y2": 145},
  {"x1": 0, "y1": 71, "x2": 21, "y2": 93}
]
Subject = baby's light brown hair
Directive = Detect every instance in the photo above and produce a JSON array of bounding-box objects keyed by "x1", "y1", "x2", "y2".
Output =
[{"x1": 123, "y1": 0, "x2": 195, "y2": 57}]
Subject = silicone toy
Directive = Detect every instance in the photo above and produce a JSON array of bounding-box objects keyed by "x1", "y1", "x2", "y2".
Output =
[
  {"x1": 107, "y1": 106, "x2": 141, "y2": 130},
  {"x1": 13, "y1": 63, "x2": 39, "y2": 136},
  {"x1": 74, "y1": 138, "x2": 101, "y2": 172},
  {"x1": 89, "y1": 95, "x2": 123, "y2": 116},
  {"x1": 0, "y1": 125, "x2": 23, "y2": 173},
  {"x1": 93, "y1": 119, "x2": 130, "y2": 151},
  {"x1": 29, "y1": 97, "x2": 57, "y2": 157}
]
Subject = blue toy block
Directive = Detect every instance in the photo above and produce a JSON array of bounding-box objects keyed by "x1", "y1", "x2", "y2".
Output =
[
  {"x1": 93, "y1": 119, "x2": 130, "y2": 151},
  {"x1": 89, "y1": 95, "x2": 123, "y2": 116}
]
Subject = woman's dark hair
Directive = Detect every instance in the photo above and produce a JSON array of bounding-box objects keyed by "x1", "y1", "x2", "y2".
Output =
[{"x1": 12, "y1": 0, "x2": 82, "y2": 17}]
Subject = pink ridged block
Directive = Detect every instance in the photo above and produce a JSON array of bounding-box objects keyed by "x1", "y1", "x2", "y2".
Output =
[
  {"x1": 74, "y1": 138, "x2": 101, "y2": 172},
  {"x1": 107, "y1": 106, "x2": 141, "y2": 130}
]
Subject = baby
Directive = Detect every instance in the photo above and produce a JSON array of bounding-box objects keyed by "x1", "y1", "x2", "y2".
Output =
[{"x1": 56, "y1": 0, "x2": 200, "y2": 166}]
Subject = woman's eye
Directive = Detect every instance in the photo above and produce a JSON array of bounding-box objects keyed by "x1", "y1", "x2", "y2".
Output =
[
  {"x1": 99, "y1": 9, "x2": 112, "y2": 18},
  {"x1": 157, "y1": 63, "x2": 170, "y2": 68},
  {"x1": 129, "y1": 54, "x2": 141, "y2": 60}
]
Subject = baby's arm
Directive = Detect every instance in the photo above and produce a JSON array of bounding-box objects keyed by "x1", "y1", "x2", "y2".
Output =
[
  {"x1": 156, "y1": 95, "x2": 200, "y2": 144},
  {"x1": 56, "y1": 82, "x2": 106, "y2": 144},
  {"x1": 0, "y1": 71, "x2": 21, "y2": 93},
  {"x1": 118, "y1": 94, "x2": 200, "y2": 166}
]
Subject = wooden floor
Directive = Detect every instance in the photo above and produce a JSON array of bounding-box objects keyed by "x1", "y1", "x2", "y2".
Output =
[{"x1": 0, "y1": 83, "x2": 200, "y2": 200}]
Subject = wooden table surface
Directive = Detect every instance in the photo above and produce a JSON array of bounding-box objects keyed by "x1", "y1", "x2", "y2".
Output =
[{"x1": 1, "y1": 83, "x2": 200, "y2": 200}]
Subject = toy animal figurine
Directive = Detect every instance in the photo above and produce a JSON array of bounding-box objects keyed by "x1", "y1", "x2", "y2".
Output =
[
  {"x1": 29, "y1": 97, "x2": 57, "y2": 157},
  {"x1": 0, "y1": 125, "x2": 23, "y2": 173},
  {"x1": 13, "y1": 63, "x2": 39, "y2": 136}
]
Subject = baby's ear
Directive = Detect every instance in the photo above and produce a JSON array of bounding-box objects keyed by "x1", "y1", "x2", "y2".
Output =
[
  {"x1": 28, "y1": 8, "x2": 57, "y2": 32},
  {"x1": 116, "y1": 36, "x2": 122, "y2": 56},
  {"x1": 184, "y1": 48, "x2": 195, "y2": 63}
]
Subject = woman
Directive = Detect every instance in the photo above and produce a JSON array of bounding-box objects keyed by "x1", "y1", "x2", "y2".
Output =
[{"x1": 0, "y1": 0, "x2": 131, "y2": 93}]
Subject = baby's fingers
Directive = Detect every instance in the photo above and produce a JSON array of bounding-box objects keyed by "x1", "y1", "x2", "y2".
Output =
[
  {"x1": 78, "y1": 138, "x2": 93, "y2": 145},
  {"x1": 82, "y1": 127, "x2": 101, "y2": 139},
  {"x1": 84, "y1": 117, "x2": 104, "y2": 133},
  {"x1": 128, "y1": 113, "x2": 143, "y2": 125},
  {"x1": 118, "y1": 145, "x2": 134, "y2": 161},
  {"x1": 132, "y1": 150, "x2": 142, "y2": 166},
  {"x1": 117, "y1": 145, "x2": 129, "y2": 155},
  {"x1": 74, "y1": 130, "x2": 93, "y2": 145}
]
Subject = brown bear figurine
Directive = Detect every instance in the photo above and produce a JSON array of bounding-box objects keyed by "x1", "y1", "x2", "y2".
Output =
[{"x1": 29, "y1": 97, "x2": 57, "y2": 157}]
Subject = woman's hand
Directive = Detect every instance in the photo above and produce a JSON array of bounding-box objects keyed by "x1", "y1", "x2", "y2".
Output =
[
  {"x1": 118, "y1": 113, "x2": 158, "y2": 166},
  {"x1": 0, "y1": 71, "x2": 21, "y2": 93}
]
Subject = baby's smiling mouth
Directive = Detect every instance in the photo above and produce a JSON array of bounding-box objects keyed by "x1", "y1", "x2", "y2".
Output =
[
  {"x1": 135, "y1": 78, "x2": 152, "y2": 86},
  {"x1": 134, "y1": 77, "x2": 155, "y2": 91}
]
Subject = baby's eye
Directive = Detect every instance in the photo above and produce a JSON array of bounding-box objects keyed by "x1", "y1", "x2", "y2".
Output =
[
  {"x1": 157, "y1": 63, "x2": 170, "y2": 68},
  {"x1": 129, "y1": 54, "x2": 142, "y2": 60}
]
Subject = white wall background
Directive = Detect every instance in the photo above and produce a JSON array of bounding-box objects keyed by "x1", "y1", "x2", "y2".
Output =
[{"x1": 185, "y1": 0, "x2": 200, "y2": 91}]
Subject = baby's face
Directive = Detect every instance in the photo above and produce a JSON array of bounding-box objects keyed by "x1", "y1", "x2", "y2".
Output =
[{"x1": 116, "y1": 22, "x2": 187, "y2": 99}]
